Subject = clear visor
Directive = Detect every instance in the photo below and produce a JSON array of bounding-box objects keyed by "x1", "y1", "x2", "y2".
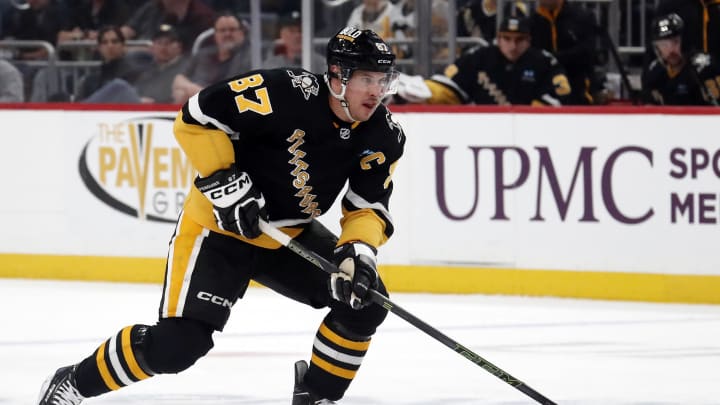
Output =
[{"x1": 345, "y1": 69, "x2": 400, "y2": 96}]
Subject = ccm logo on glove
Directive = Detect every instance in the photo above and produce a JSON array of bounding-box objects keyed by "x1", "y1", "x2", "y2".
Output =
[
  {"x1": 197, "y1": 172, "x2": 252, "y2": 206},
  {"x1": 195, "y1": 164, "x2": 267, "y2": 238}
]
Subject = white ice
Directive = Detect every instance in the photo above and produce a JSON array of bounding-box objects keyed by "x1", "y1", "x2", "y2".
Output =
[{"x1": 2, "y1": 278, "x2": 720, "y2": 405}]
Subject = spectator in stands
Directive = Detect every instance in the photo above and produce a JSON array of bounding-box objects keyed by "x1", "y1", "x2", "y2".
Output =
[
  {"x1": 1, "y1": 0, "x2": 71, "y2": 60},
  {"x1": 0, "y1": 0, "x2": 12, "y2": 38},
  {"x1": 132, "y1": 24, "x2": 188, "y2": 103},
  {"x1": 171, "y1": 13, "x2": 249, "y2": 104},
  {"x1": 0, "y1": 59, "x2": 23, "y2": 102},
  {"x1": 346, "y1": 0, "x2": 410, "y2": 57},
  {"x1": 75, "y1": 25, "x2": 147, "y2": 101},
  {"x1": 457, "y1": 0, "x2": 529, "y2": 44},
  {"x1": 529, "y1": 0, "x2": 602, "y2": 105},
  {"x1": 262, "y1": 10, "x2": 324, "y2": 71},
  {"x1": 394, "y1": 10, "x2": 572, "y2": 106},
  {"x1": 655, "y1": 0, "x2": 720, "y2": 59},
  {"x1": 642, "y1": 13, "x2": 720, "y2": 106},
  {"x1": 121, "y1": 0, "x2": 216, "y2": 53},
  {"x1": 58, "y1": 0, "x2": 131, "y2": 43},
  {"x1": 394, "y1": 0, "x2": 453, "y2": 64}
]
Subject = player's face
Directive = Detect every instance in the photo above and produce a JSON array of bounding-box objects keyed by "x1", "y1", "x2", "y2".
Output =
[
  {"x1": 654, "y1": 36, "x2": 683, "y2": 69},
  {"x1": 345, "y1": 70, "x2": 387, "y2": 121},
  {"x1": 332, "y1": 68, "x2": 398, "y2": 122},
  {"x1": 497, "y1": 32, "x2": 530, "y2": 62}
]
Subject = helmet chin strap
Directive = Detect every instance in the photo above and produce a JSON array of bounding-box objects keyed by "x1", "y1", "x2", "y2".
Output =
[{"x1": 324, "y1": 72, "x2": 358, "y2": 122}]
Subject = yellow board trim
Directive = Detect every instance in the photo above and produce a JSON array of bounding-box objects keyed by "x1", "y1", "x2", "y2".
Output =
[
  {"x1": 310, "y1": 353, "x2": 356, "y2": 380},
  {"x1": 1, "y1": 254, "x2": 719, "y2": 304},
  {"x1": 120, "y1": 326, "x2": 152, "y2": 381},
  {"x1": 0, "y1": 254, "x2": 165, "y2": 283},
  {"x1": 96, "y1": 341, "x2": 121, "y2": 391}
]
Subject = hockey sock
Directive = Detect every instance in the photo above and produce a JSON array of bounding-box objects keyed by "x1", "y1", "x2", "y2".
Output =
[
  {"x1": 73, "y1": 325, "x2": 154, "y2": 397},
  {"x1": 304, "y1": 320, "x2": 371, "y2": 401}
]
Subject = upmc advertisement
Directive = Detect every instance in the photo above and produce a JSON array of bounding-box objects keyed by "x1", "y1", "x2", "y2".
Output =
[
  {"x1": 397, "y1": 111, "x2": 720, "y2": 275},
  {"x1": 0, "y1": 106, "x2": 718, "y2": 301}
]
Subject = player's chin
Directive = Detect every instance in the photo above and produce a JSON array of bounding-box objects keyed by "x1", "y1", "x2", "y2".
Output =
[{"x1": 355, "y1": 101, "x2": 380, "y2": 120}]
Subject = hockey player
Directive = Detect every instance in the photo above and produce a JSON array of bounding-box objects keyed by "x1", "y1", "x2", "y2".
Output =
[
  {"x1": 396, "y1": 11, "x2": 572, "y2": 106},
  {"x1": 642, "y1": 13, "x2": 720, "y2": 106},
  {"x1": 37, "y1": 26, "x2": 405, "y2": 405}
]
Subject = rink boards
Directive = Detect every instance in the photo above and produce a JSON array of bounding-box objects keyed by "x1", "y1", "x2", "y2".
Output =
[{"x1": 0, "y1": 104, "x2": 718, "y2": 304}]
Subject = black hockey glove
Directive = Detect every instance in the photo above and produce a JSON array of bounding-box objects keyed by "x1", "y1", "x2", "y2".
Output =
[
  {"x1": 194, "y1": 164, "x2": 267, "y2": 239},
  {"x1": 330, "y1": 242, "x2": 379, "y2": 310}
]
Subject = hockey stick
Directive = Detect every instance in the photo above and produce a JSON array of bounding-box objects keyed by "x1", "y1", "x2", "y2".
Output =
[{"x1": 258, "y1": 220, "x2": 557, "y2": 405}]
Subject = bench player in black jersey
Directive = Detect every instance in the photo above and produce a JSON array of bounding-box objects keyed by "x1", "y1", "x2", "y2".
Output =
[
  {"x1": 642, "y1": 12, "x2": 720, "y2": 106},
  {"x1": 38, "y1": 26, "x2": 405, "y2": 405},
  {"x1": 396, "y1": 11, "x2": 572, "y2": 106}
]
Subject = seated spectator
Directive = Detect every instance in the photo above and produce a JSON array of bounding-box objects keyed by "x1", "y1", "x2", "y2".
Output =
[
  {"x1": 394, "y1": 0, "x2": 452, "y2": 63},
  {"x1": 346, "y1": 0, "x2": 410, "y2": 57},
  {"x1": 75, "y1": 25, "x2": 147, "y2": 101},
  {"x1": 133, "y1": 24, "x2": 189, "y2": 103},
  {"x1": 0, "y1": 59, "x2": 23, "y2": 102},
  {"x1": 58, "y1": 0, "x2": 131, "y2": 43},
  {"x1": 1, "y1": 0, "x2": 71, "y2": 60},
  {"x1": 121, "y1": 0, "x2": 216, "y2": 54},
  {"x1": 262, "y1": 10, "x2": 324, "y2": 71},
  {"x1": 642, "y1": 13, "x2": 720, "y2": 106},
  {"x1": 529, "y1": 0, "x2": 602, "y2": 105},
  {"x1": 171, "y1": 13, "x2": 250, "y2": 104},
  {"x1": 395, "y1": 11, "x2": 572, "y2": 106}
]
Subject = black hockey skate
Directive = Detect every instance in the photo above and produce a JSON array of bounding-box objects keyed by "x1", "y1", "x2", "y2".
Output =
[
  {"x1": 37, "y1": 365, "x2": 85, "y2": 405},
  {"x1": 292, "y1": 360, "x2": 336, "y2": 405}
]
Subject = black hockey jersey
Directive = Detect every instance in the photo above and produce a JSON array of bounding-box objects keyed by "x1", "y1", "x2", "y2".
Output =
[
  {"x1": 426, "y1": 45, "x2": 571, "y2": 105},
  {"x1": 641, "y1": 52, "x2": 720, "y2": 106},
  {"x1": 174, "y1": 68, "x2": 406, "y2": 249}
]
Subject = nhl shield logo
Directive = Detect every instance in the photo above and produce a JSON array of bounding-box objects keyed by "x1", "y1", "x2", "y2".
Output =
[{"x1": 339, "y1": 127, "x2": 351, "y2": 139}]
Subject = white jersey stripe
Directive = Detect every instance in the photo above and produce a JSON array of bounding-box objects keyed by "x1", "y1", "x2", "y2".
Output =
[
  {"x1": 188, "y1": 93, "x2": 238, "y2": 135},
  {"x1": 162, "y1": 211, "x2": 184, "y2": 317},
  {"x1": 344, "y1": 186, "x2": 393, "y2": 224},
  {"x1": 107, "y1": 333, "x2": 134, "y2": 386},
  {"x1": 175, "y1": 227, "x2": 209, "y2": 316},
  {"x1": 313, "y1": 337, "x2": 365, "y2": 366}
]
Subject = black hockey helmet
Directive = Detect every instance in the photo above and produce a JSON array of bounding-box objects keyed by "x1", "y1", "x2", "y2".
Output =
[
  {"x1": 326, "y1": 26, "x2": 396, "y2": 75},
  {"x1": 498, "y1": 2, "x2": 530, "y2": 34},
  {"x1": 651, "y1": 13, "x2": 684, "y2": 41}
]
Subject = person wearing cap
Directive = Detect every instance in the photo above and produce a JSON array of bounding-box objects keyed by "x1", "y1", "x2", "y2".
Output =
[
  {"x1": 120, "y1": 0, "x2": 215, "y2": 52},
  {"x1": 133, "y1": 24, "x2": 189, "y2": 103},
  {"x1": 395, "y1": 12, "x2": 572, "y2": 106},
  {"x1": 457, "y1": 0, "x2": 530, "y2": 43},
  {"x1": 641, "y1": 13, "x2": 720, "y2": 105},
  {"x1": 262, "y1": 10, "x2": 325, "y2": 72}
]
